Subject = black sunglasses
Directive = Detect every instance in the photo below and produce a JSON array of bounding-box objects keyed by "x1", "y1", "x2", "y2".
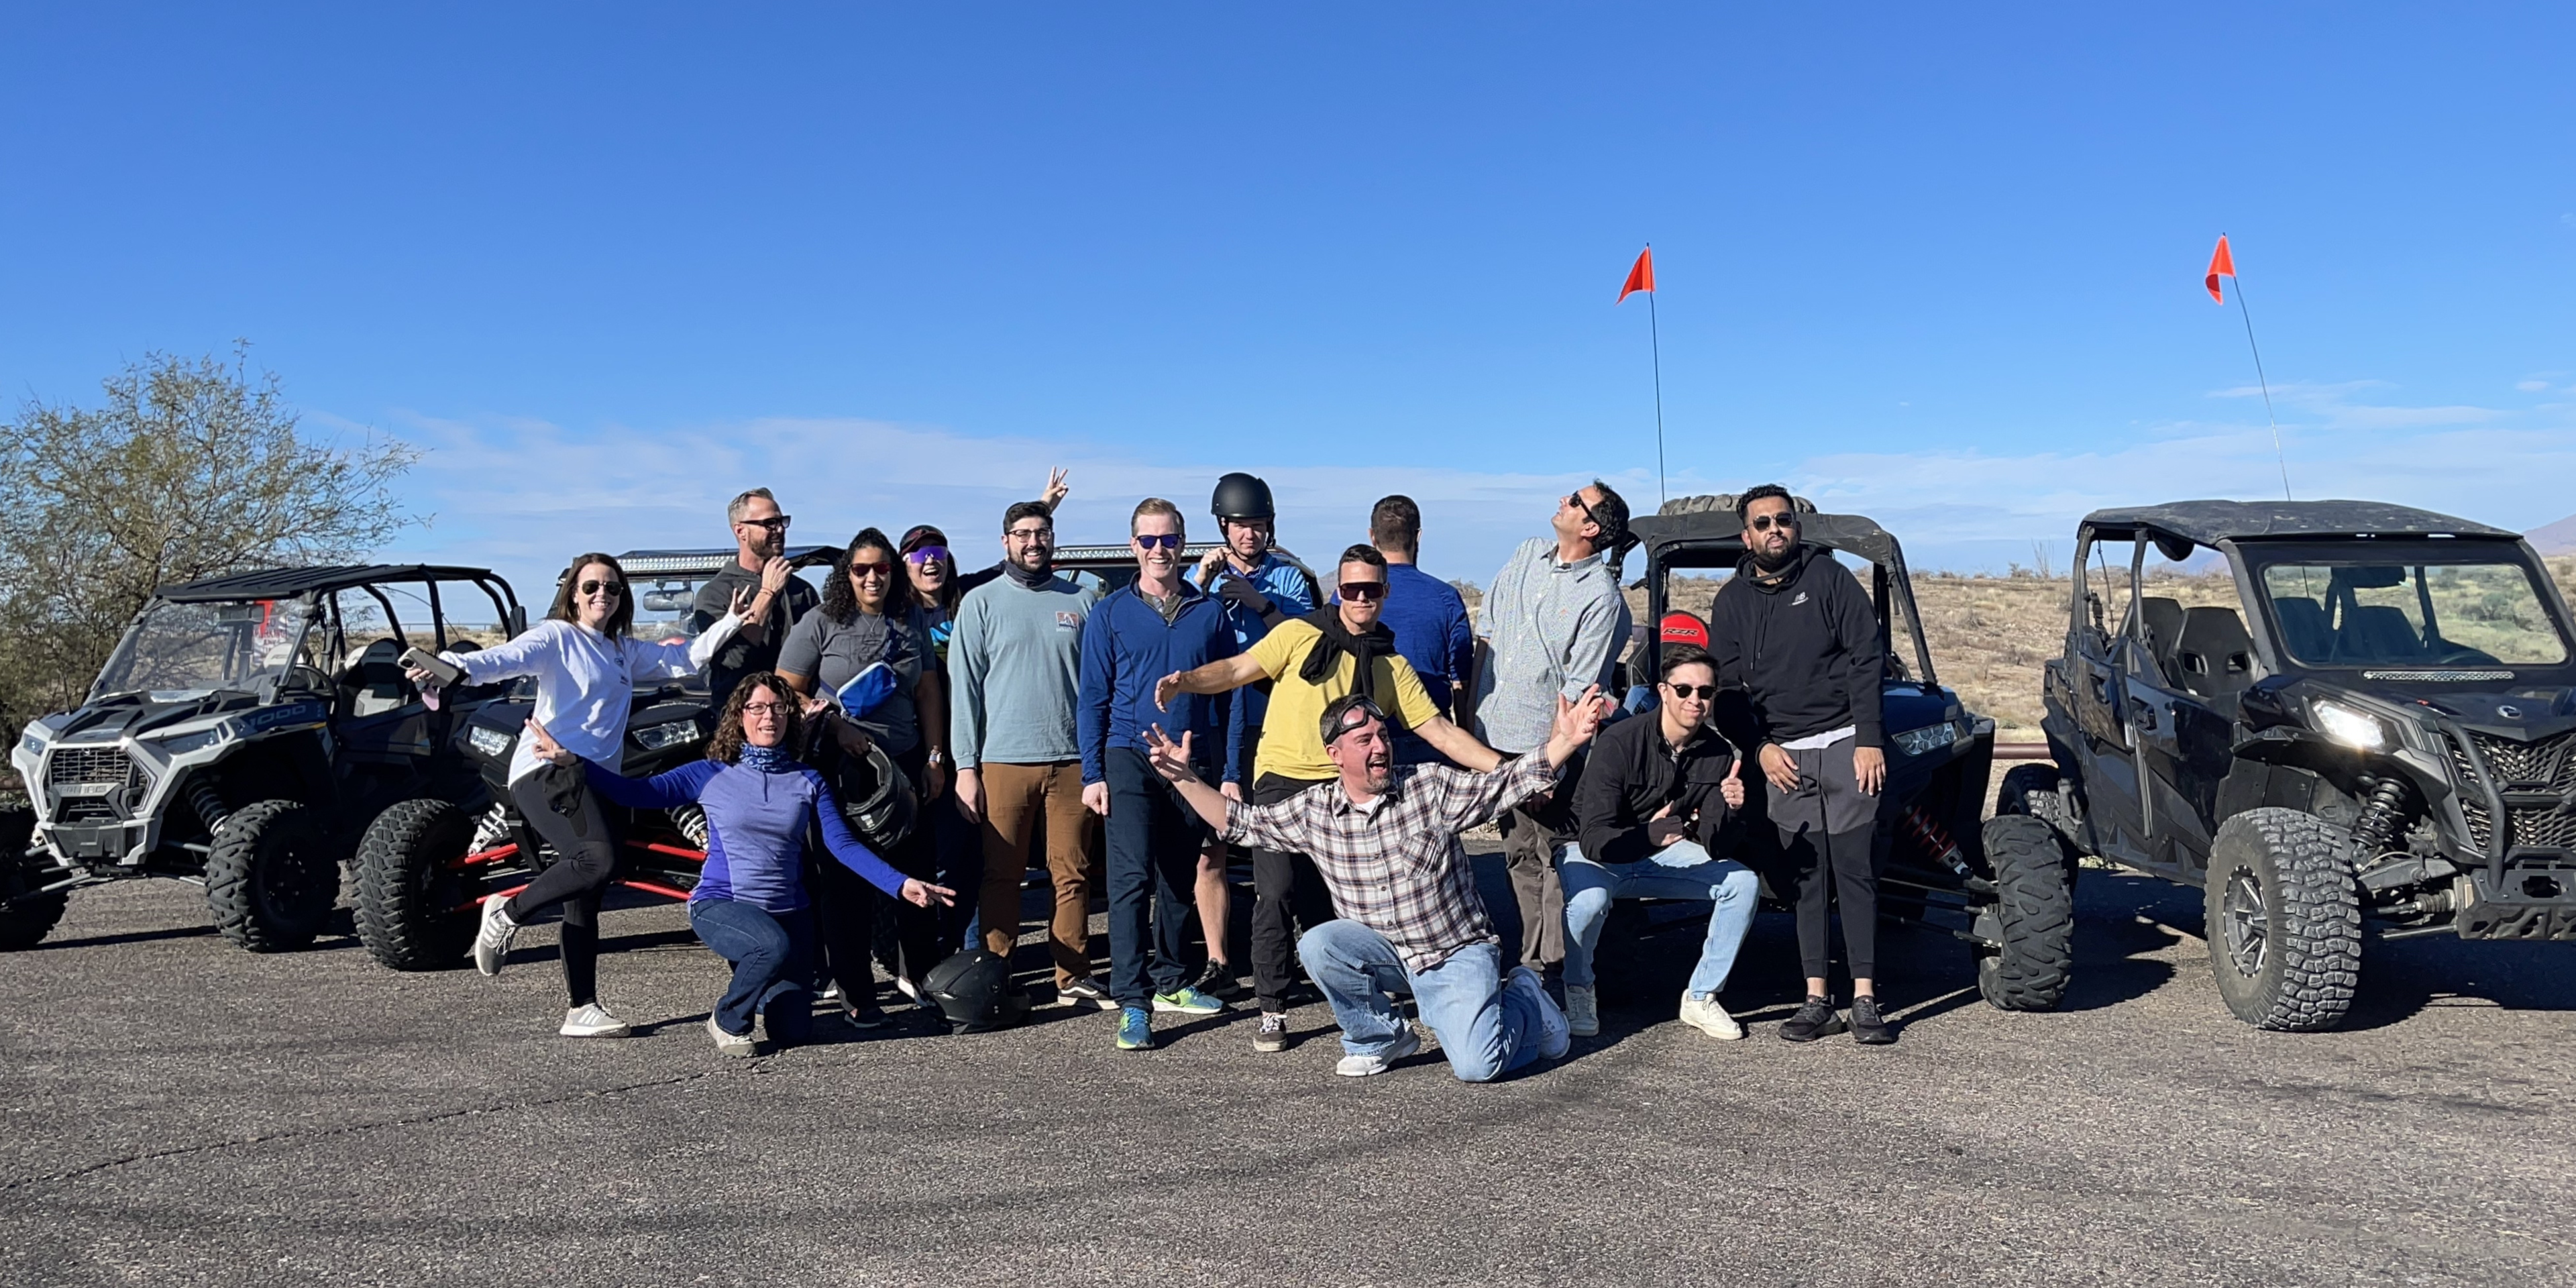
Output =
[
  {"x1": 1663, "y1": 682, "x2": 1717, "y2": 701},
  {"x1": 578, "y1": 579, "x2": 625, "y2": 597},
  {"x1": 1566, "y1": 492, "x2": 1595, "y2": 522},
  {"x1": 1134, "y1": 533, "x2": 1183, "y2": 550},
  {"x1": 739, "y1": 515, "x2": 792, "y2": 532},
  {"x1": 1748, "y1": 513, "x2": 1797, "y2": 533},
  {"x1": 1339, "y1": 580, "x2": 1386, "y2": 602}
]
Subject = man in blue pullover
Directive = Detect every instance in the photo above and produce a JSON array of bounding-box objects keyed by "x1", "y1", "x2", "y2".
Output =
[{"x1": 1081, "y1": 498, "x2": 1246, "y2": 1050}]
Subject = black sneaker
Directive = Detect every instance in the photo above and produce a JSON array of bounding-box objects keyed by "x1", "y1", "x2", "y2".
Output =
[
  {"x1": 1252, "y1": 1010, "x2": 1290, "y2": 1053},
  {"x1": 1193, "y1": 959, "x2": 1246, "y2": 1000},
  {"x1": 1057, "y1": 977, "x2": 1118, "y2": 1011},
  {"x1": 1778, "y1": 996, "x2": 1846, "y2": 1042},
  {"x1": 1849, "y1": 995, "x2": 1896, "y2": 1045}
]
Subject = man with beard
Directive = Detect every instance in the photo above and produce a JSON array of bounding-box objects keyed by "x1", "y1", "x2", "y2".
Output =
[
  {"x1": 1704, "y1": 484, "x2": 1894, "y2": 1046},
  {"x1": 691, "y1": 487, "x2": 818, "y2": 707},
  {"x1": 1155, "y1": 544, "x2": 1503, "y2": 1054},
  {"x1": 951, "y1": 498, "x2": 1110, "y2": 1008},
  {"x1": 1142, "y1": 689, "x2": 1602, "y2": 1082}
]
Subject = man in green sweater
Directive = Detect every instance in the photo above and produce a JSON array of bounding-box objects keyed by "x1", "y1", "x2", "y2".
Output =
[{"x1": 951, "y1": 499, "x2": 1110, "y2": 1006}]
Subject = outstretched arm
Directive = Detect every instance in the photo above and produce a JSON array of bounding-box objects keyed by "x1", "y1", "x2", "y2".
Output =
[
  {"x1": 1154, "y1": 653, "x2": 1267, "y2": 711},
  {"x1": 1414, "y1": 714, "x2": 1503, "y2": 772},
  {"x1": 813, "y1": 781, "x2": 955, "y2": 908}
]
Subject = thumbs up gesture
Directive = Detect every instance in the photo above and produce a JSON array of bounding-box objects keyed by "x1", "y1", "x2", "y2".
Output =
[{"x1": 1721, "y1": 757, "x2": 1747, "y2": 810}]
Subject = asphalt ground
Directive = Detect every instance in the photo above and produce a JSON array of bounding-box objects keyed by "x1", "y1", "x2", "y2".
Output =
[{"x1": 7, "y1": 842, "x2": 2576, "y2": 1288}]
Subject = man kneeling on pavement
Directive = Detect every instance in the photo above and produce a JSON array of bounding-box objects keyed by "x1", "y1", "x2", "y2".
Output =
[
  {"x1": 1563, "y1": 645, "x2": 1758, "y2": 1040},
  {"x1": 1146, "y1": 689, "x2": 1605, "y2": 1081}
]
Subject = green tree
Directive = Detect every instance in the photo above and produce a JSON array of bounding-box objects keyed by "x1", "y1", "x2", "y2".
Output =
[{"x1": 0, "y1": 347, "x2": 422, "y2": 733}]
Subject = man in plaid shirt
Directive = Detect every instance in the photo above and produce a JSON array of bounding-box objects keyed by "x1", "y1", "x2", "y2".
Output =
[{"x1": 1145, "y1": 686, "x2": 1605, "y2": 1081}]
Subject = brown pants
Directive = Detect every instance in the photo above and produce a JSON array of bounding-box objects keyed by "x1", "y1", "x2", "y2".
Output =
[{"x1": 977, "y1": 760, "x2": 1097, "y2": 985}]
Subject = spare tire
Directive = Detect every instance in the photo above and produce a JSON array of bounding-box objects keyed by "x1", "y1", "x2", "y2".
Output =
[
  {"x1": 1974, "y1": 814, "x2": 2076, "y2": 1011},
  {"x1": 0, "y1": 808, "x2": 68, "y2": 951},
  {"x1": 356, "y1": 799, "x2": 481, "y2": 971},
  {"x1": 205, "y1": 799, "x2": 336, "y2": 953}
]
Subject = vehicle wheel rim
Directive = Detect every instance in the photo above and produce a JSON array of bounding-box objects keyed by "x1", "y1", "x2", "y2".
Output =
[
  {"x1": 261, "y1": 834, "x2": 330, "y2": 921},
  {"x1": 2222, "y1": 868, "x2": 2269, "y2": 977}
]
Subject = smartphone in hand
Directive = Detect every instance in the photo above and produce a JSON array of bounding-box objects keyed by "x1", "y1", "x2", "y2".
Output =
[{"x1": 398, "y1": 647, "x2": 465, "y2": 688}]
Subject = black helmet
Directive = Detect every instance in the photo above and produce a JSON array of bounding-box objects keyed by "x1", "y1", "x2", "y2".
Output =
[
  {"x1": 923, "y1": 949, "x2": 1029, "y2": 1033},
  {"x1": 1210, "y1": 472, "x2": 1275, "y2": 523},
  {"x1": 835, "y1": 743, "x2": 918, "y2": 852}
]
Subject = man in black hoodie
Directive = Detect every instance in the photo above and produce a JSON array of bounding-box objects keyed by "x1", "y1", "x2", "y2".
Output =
[{"x1": 1705, "y1": 485, "x2": 1895, "y2": 1046}]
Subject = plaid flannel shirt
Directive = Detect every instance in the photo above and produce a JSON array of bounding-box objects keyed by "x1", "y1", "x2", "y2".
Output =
[{"x1": 1221, "y1": 753, "x2": 1562, "y2": 972}]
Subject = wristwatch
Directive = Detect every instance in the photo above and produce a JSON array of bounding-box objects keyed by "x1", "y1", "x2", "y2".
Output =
[{"x1": 925, "y1": 749, "x2": 948, "y2": 767}]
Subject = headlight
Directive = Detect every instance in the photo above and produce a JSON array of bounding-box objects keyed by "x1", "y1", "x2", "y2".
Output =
[
  {"x1": 633, "y1": 720, "x2": 700, "y2": 752},
  {"x1": 17, "y1": 729, "x2": 44, "y2": 757},
  {"x1": 468, "y1": 725, "x2": 516, "y2": 759},
  {"x1": 2312, "y1": 700, "x2": 2390, "y2": 751},
  {"x1": 154, "y1": 727, "x2": 227, "y2": 757},
  {"x1": 1890, "y1": 720, "x2": 1964, "y2": 757}
]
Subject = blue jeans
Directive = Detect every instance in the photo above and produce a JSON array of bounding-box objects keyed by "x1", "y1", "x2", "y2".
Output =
[
  {"x1": 1560, "y1": 839, "x2": 1758, "y2": 997},
  {"x1": 1296, "y1": 920, "x2": 1547, "y2": 1083},
  {"x1": 690, "y1": 898, "x2": 818, "y2": 1043},
  {"x1": 1104, "y1": 748, "x2": 1203, "y2": 1008}
]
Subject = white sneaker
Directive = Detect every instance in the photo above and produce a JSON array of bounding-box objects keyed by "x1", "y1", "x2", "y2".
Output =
[
  {"x1": 1508, "y1": 966, "x2": 1571, "y2": 1059},
  {"x1": 1564, "y1": 984, "x2": 1601, "y2": 1037},
  {"x1": 1678, "y1": 991, "x2": 1744, "y2": 1040},
  {"x1": 472, "y1": 893, "x2": 518, "y2": 976},
  {"x1": 559, "y1": 1003, "x2": 631, "y2": 1038},
  {"x1": 705, "y1": 1013, "x2": 756, "y2": 1057},
  {"x1": 1333, "y1": 1026, "x2": 1422, "y2": 1077}
]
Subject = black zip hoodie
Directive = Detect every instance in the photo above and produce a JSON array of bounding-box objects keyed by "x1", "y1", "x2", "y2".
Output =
[{"x1": 1705, "y1": 543, "x2": 1884, "y2": 750}]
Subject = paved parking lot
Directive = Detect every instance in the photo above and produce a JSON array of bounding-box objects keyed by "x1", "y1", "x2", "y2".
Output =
[{"x1": 7, "y1": 846, "x2": 2576, "y2": 1287}]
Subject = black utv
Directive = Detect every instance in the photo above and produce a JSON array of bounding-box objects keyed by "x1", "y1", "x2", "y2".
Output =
[
  {"x1": 2027, "y1": 500, "x2": 2576, "y2": 1030},
  {"x1": 3, "y1": 566, "x2": 525, "y2": 953},
  {"x1": 1627, "y1": 495, "x2": 2078, "y2": 1010}
]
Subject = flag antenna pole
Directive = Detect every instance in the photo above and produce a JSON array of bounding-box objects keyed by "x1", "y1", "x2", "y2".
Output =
[
  {"x1": 2224, "y1": 238, "x2": 2293, "y2": 502},
  {"x1": 1646, "y1": 245, "x2": 1668, "y2": 508}
]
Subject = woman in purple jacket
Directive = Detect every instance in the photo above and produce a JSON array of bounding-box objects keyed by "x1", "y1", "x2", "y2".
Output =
[{"x1": 529, "y1": 672, "x2": 953, "y2": 1055}]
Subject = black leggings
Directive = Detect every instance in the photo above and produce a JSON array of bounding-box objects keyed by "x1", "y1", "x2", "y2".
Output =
[
  {"x1": 814, "y1": 744, "x2": 944, "y2": 1002},
  {"x1": 506, "y1": 767, "x2": 619, "y2": 1007},
  {"x1": 1782, "y1": 826, "x2": 1881, "y2": 982}
]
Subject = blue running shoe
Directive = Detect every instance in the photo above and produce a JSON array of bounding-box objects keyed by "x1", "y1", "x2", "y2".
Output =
[{"x1": 1116, "y1": 1006, "x2": 1153, "y2": 1051}]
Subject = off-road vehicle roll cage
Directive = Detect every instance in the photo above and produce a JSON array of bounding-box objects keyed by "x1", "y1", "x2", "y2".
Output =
[
  {"x1": 4, "y1": 564, "x2": 525, "y2": 953},
  {"x1": 2035, "y1": 498, "x2": 2576, "y2": 1029}
]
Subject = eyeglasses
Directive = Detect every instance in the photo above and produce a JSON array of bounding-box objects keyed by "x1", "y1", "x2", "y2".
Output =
[
  {"x1": 578, "y1": 580, "x2": 625, "y2": 598},
  {"x1": 739, "y1": 515, "x2": 792, "y2": 532},
  {"x1": 1006, "y1": 526, "x2": 1054, "y2": 541},
  {"x1": 904, "y1": 545, "x2": 951, "y2": 566},
  {"x1": 850, "y1": 561, "x2": 894, "y2": 580},
  {"x1": 1663, "y1": 683, "x2": 1718, "y2": 701},
  {"x1": 1134, "y1": 533, "x2": 1184, "y2": 550},
  {"x1": 1338, "y1": 581, "x2": 1385, "y2": 602},
  {"x1": 1748, "y1": 513, "x2": 1797, "y2": 533},
  {"x1": 741, "y1": 702, "x2": 791, "y2": 717}
]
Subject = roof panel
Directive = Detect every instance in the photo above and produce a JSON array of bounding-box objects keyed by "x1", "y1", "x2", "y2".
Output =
[
  {"x1": 156, "y1": 565, "x2": 511, "y2": 602},
  {"x1": 2080, "y1": 500, "x2": 2517, "y2": 546}
]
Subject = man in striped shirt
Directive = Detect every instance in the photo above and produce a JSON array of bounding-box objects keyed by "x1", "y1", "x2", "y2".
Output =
[{"x1": 1144, "y1": 686, "x2": 1604, "y2": 1081}]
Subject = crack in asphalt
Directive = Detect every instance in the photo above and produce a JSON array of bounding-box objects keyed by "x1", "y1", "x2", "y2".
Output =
[{"x1": 0, "y1": 1064, "x2": 755, "y2": 1193}]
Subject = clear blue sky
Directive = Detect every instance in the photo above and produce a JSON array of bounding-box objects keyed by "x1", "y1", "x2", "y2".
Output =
[{"x1": 5, "y1": 5, "x2": 2570, "y2": 594}]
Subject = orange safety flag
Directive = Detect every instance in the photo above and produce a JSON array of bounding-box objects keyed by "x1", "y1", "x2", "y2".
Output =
[
  {"x1": 1618, "y1": 246, "x2": 1655, "y2": 303},
  {"x1": 2205, "y1": 235, "x2": 2235, "y2": 304}
]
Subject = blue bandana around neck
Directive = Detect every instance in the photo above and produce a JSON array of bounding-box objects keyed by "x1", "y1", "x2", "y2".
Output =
[{"x1": 737, "y1": 743, "x2": 790, "y2": 772}]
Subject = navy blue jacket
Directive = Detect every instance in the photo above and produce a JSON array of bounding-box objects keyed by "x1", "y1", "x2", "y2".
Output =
[{"x1": 1077, "y1": 581, "x2": 1246, "y2": 786}]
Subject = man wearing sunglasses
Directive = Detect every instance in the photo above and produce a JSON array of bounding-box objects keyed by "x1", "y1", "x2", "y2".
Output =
[
  {"x1": 1474, "y1": 480, "x2": 1633, "y2": 977},
  {"x1": 1704, "y1": 483, "x2": 1894, "y2": 1045},
  {"x1": 1565, "y1": 646, "x2": 1758, "y2": 1040},
  {"x1": 1157, "y1": 543, "x2": 1505, "y2": 1053},
  {"x1": 1075, "y1": 498, "x2": 1248, "y2": 1050},
  {"x1": 691, "y1": 487, "x2": 818, "y2": 707},
  {"x1": 1141, "y1": 686, "x2": 1603, "y2": 1082}
]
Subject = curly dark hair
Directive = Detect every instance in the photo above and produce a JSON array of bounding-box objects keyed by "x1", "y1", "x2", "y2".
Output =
[
  {"x1": 1735, "y1": 484, "x2": 1794, "y2": 526},
  {"x1": 820, "y1": 527, "x2": 918, "y2": 625},
  {"x1": 545, "y1": 552, "x2": 636, "y2": 638},
  {"x1": 706, "y1": 672, "x2": 804, "y2": 765}
]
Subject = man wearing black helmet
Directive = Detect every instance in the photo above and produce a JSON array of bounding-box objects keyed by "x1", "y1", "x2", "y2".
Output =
[{"x1": 1188, "y1": 472, "x2": 1322, "y2": 1006}]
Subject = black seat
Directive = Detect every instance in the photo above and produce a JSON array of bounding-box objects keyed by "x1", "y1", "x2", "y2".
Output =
[
  {"x1": 2135, "y1": 596, "x2": 2186, "y2": 681},
  {"x1": 2271, "y1": 596, "x2": 2332, "y2": 663},
  {"x1": 338, "y1": 638, "x2": 414, "y2": 717},
  {"x1": 2174, "y1": 606, "x2": 2257, "y2": 703},
  {"x1": 2336, "y1": 605, "x2": 2423, "y2": 663}
]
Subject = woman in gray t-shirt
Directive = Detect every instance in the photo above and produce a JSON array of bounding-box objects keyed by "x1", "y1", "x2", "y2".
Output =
[{"x1": 777, "y1": 528, "x2": 950, "y2": 1017}]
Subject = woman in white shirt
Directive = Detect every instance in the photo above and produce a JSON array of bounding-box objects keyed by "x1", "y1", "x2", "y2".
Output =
[{"x1": 407, "y1": 551, "x2": 773, "y2": 1038}]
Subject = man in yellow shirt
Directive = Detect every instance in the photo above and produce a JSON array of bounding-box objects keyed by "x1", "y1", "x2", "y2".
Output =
[{"x1": 1157, "y1": 543, "x2": 1501, "y2": 1052}]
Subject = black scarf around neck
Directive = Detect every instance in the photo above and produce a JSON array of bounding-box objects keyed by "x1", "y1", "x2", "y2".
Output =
[
  {"x1": 1295, "y1": 606, "x2": 1397, "y2": 699},
  {"x1": 1003, "y1": 559, "x2": 1054, "y2": 590}
]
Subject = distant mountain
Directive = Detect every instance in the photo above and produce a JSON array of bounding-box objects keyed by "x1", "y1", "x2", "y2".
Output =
[{"x1": 2532, "y1": 513, "x2": 2576, "y2": 555}]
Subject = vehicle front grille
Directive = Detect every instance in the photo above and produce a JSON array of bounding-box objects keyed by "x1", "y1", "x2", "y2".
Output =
[
  {"x1": 2449, "y1": 731, "x2": 2576, "y2": 853},
  {"x1": 2467, "y1": 730, "x2": 2576, "y2": 792},
  {"x1": 47, "y1": 745, "x2": 136, "y2": 789}
]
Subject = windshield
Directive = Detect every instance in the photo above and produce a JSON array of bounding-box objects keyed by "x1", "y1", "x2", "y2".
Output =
[
  {"x1": 2259, "y1": 555, "x2": 2571, "y2": 668},
  {"x1": 91, "y1": 598, "x2": 324, "y2": 700}
]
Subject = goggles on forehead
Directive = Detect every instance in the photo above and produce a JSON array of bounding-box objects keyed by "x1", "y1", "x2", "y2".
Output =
[{"x1": 1320, "y1": 696, "x2": 1389, "y2": 747}]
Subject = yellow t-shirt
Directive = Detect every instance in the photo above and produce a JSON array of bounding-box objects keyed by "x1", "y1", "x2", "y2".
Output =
[{"x1": 1246, "y1": 619, "x2": 1442, "y2": 781}]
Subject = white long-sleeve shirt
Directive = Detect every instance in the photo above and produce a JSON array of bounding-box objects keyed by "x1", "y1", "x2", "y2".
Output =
[{"x1": 443, "y1": 614, "x2": 741, "y2": 783}]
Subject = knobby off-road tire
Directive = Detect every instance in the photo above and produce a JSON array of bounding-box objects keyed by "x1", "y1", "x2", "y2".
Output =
[
  {"x1": 356, "y1": 799, "x2": 482, "y2": 971},
  {"x1": 2205, "y1": 808, "x2": 2362, "y2": 1031},
  {"x1": 204, "y1": 799, "x2": 337, "y2": 953},
  {"x1": 0, "y1": 807, "x2": 69, "y2": 951},
  {"x1": 1996, "y1": 763, "x2": 2079, "y2": 843},
  {"x1": 1975, "y1": 814, "x2": 2076, "y2": 1011}
]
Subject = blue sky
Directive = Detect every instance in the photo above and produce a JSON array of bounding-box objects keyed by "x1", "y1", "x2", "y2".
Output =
[{"x1": 4, "y1": 5, "x2": 2571, "y2": 595}]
